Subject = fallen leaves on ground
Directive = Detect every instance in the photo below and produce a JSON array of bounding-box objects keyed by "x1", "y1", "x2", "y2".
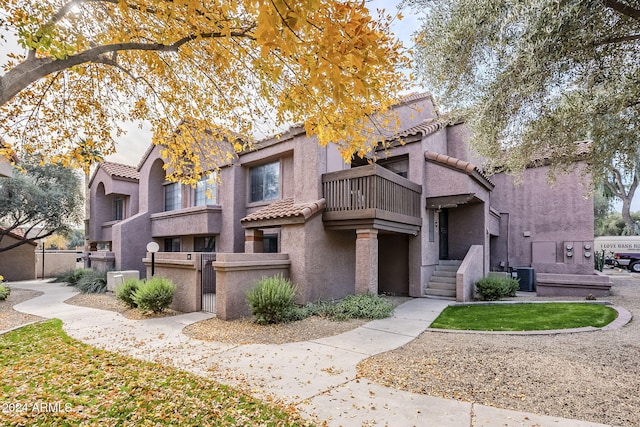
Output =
[{"x1": 0, "y1": 320, "x2": 314, "y2": 426}]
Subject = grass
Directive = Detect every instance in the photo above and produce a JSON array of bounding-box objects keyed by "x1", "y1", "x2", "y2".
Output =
[
  {"x1": 0, "y1": 320, "x2": 313, "y2": 426},
  {"x1": 430, "y1": 303, "x2": 618, "y2": 331}
]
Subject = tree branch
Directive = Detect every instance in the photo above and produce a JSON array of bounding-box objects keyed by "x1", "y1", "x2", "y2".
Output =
[
  {"x1": 1, "y1": 29, "x2": 255, "y2": 106},
  {"x1": 597, "y1": 33, "x2": 640, "y2": 45},
  {"x1": 603, "y1": 0, "x2": 640, "y2": 21}
]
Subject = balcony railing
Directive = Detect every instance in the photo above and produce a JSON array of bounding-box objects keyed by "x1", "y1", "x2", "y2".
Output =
[{"x1": 322, "y1": 165, "x2": 422, "y2": 232}]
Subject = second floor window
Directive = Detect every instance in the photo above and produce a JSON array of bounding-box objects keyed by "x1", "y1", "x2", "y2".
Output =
[
  {"x1": 164, "y1": 183, "x2": 181, "y2": 211},
  {"x1": 250, "y1": 161, "x2": 279, "y2": 203},
  {"x1": 195, "y1": 173, "x2": 217, "y2": 206},
  {"x1": 113, "y1": 197, "x2": 124, "y2": 221},
  {"x1": 164, "y1": 237, "x2": 180, "y2": 252}
]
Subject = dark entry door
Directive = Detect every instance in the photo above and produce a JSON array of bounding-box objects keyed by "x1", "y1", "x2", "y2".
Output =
[
  {"x1": 378, "y1": 234, "x2": 409, "y2": 296},
  {"x1": 439, "y1": 209, "x2": 449, "y2": 260}
]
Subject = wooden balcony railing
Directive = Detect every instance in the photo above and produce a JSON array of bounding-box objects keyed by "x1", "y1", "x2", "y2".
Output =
[{"x1": 322, "y1": 165, "x2": 422, "y2": 233}]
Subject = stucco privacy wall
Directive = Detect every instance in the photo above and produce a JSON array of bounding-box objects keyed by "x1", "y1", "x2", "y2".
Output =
[
  {"x1": 457, "y1": 245, "x2": 484, "y2": 302},
  {"x1": 0, "y1": 236, "x2": 36, "y2": 281},
  {"x1": 35, "y1": 251, "x2": 81, "y2": 278},
  {"x1": 490, "y1": 162, "x2": 594, "y2": 273},
  {"x1": 213, "y1": 253, "x2": 291, "y2": 320},
  {"x1": 143, "y1": 252, "x2": 200, "y2": 313}
]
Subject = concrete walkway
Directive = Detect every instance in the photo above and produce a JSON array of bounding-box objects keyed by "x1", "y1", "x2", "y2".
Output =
[{"x1": 6, "y1": 280, "x2": 611, "y2": 427}]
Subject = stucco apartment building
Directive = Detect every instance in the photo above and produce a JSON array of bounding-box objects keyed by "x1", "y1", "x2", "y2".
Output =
[{"x1": 88, "y1": 93, "x2": 607, "y2": 315}]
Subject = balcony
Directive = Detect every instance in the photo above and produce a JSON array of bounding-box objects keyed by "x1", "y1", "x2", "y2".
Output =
[
  {"x1": 322, "y1": 164, "x2": 422, "y2": 234},
  {"x1": 151, "y1": 205, "x2": 222, "y2": 237}
]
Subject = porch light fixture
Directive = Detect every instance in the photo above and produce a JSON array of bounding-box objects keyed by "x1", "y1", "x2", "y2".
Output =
[{"x1": 147, "y1": 241, "x2": 160, "y2": 276}]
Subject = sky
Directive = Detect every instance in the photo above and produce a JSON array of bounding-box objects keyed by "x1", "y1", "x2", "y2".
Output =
[{"x1": 0, "y1": 0, "x2": 423, "y2": 167}]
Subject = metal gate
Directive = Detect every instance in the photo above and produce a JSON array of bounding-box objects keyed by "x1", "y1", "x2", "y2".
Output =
[{"x1": 201, "y1": 253, "x2": 216, "y2": 313}]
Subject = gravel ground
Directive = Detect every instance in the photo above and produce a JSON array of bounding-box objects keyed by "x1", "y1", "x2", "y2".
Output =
[
  {"x1": 183, "y1": 316, "x2": 368, "y2": 344},
  {"x1": 0, "y1": 287, "x2": 45, "y2": 331},
  {"x1": 358, "y1": 273, "x2": 640, "y2": 427},
  {"x1": 65, "y1": 292, "x2": 183, "y2": 320},
  {"x1": 65, "y1": 292, "x2": 369, "y2": 343}
]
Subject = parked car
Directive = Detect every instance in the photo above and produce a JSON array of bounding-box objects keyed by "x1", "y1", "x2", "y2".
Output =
[{"x1": 614, "y1": 253, "x2": 640, "y2": 272}]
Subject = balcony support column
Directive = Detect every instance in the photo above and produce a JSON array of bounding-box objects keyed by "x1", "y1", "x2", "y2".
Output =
[
  {"x1": 355, "y1": 228, "x2": 378, "y2": 294},
  {"x1": 244, "y1": 229, "x2": 264, "y2": 253}
]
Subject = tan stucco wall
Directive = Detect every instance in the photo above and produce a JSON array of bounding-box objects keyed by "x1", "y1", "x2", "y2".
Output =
[
  {"x1": 456, "y1": 245, "x2": 484, "y2": 302},
  {"x1": 281, "y1": 215, "x2": 356, "y2": 304},
  {"x1": 143, "y1": 252, "x2": 200, "y2": 312},
  {"x1": 0, "y1": 236, "x2": 36, "y2": 281},
  {"x1": 490, "y1": 162, "x2": 594, "y2": 273},
  {"x1": 35, "y1": 251, "x2": 82, "y2": 278},
  {"x1": 213, "y1": 252, "x2": 291, "y2": 320}
]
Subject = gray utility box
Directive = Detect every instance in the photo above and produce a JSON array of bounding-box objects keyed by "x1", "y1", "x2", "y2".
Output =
[{"x1": 513, "y1": 267, "x2": 535, "y2": 292}]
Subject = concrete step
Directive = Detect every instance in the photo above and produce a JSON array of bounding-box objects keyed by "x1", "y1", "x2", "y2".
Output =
[
  {"x1": 425, "y1": 288, "x2": 456, "y2": 298},
  {"x1": 435, "y1": 264, "x2": 460, "y2": 272},
  {"x1": 432, "y1": 267, "x2": 457, "y2": 279},
  {"x1": 438, "y1": 259, "x2": 462, "y2": 266},
  {"x1": 429, "y1": 274, "x2": 456, "y2": 284},
  {"x1": 428, "y1": 281, "x2": 456, "y2": 290}
]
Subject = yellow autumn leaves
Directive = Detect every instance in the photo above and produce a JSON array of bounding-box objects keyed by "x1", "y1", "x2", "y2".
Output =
[{"x1": 1, "y1": 0, "x2": 410, "y2": 182}]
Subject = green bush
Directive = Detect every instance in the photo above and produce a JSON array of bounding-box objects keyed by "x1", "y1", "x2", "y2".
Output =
[
  {"x1": 53, "y1": 268, "x2": 91, "y2": 287},
  {"x1": 332, "y1": 293, "x2": 393, "y2": 321},
  {"x1": 115, "y1": 278, "x2": 141, "y2": 309},
  {"x1": 306, "y1": 293, "x2": 394, "y2": 321},
  {"x1": 0, "y1": 283, "x2": 10, "y2": 300},
  {"x1": 246, "y1": 274, "x2": 299, "y2": 325},
  {"x1": 475, "y1": 276, "x2": 519, "y2": 301},
  {"x1": 132, "y1": 277, "x2": 176, "y2": 313},
  {"x1": 75, "y1": 269, "x2": 108, "y2": 294}
]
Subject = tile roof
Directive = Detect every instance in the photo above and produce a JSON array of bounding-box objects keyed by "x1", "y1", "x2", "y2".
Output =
[
  {"x1": 425, "y1": 151, "x2": 494, "y2": 188},
  {"x1": 396, "y1": 92, "x2": 434, "y2": 105},
  {"x1": 392, "y1": 118, "x2": 446, "y2": 140},
  {"x1": 0, "y1": 227, "x2": 37, "y2": 246},
  {"x1": 100, "y1": 162, "x2": 140, "y2": 180},
  {"x1": 89, "y1": 161, "x2": 139, "y2": 187},
  {"x1": 241, "y1": 198, "x2": 326, "y2": 225}
]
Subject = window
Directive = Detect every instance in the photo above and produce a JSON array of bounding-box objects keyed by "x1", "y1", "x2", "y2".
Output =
[
  {"x1": 195, "y1": 173, "x2": 217, "y2": 206},
  {"x1": 194, "y1": 236, "x2": 216, "y2": 252},
  {"x1": 379, "y1": 157, "x2": 409, "y2": 178},
  {"x1": 263, "y1": 234, "x2": 278, "y2": 253},
  {"x1": 249, "y1": 161, "x2": 279, "y2": 202},
  {"x1": 164, "y1": 183, "x2": 181, "y2": 211},
  {"x1": 164, "y1": 238, "x2": 180, "y2": 252},
  {"x1": 113, "y1": 197, "x2": 124, "y2": 221}
]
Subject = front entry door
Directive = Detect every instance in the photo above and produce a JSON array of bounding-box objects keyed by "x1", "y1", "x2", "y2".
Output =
[{"x1": 439, "y1": 209, "x2": 449, "y2": 260}]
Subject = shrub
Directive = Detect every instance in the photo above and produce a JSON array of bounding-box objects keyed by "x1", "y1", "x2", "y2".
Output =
[
  {"x1": 75, "y1": 269, "x2": 108, "y2": 294},
  {"x1": 53, "y1": 268, "x2": 91, "y2": 287},
  {"x1": 332, "y1": 293, "x2": 393, "y2": 321},
  {"x1": 246, "y1": 274, "x2": 300, "y2": 325},
  {"x1": 0, "y1": 283, "x2": 10, "y2": 300},
  {"x1": 475, "y1": 276, "x2": 519, "y2": 301},
  {"x1": 132, "y1": 277, "x2": 176, "y2": 313},
  {"x1": 115, "y1": 278, "x2": 141, "y2": 309}
]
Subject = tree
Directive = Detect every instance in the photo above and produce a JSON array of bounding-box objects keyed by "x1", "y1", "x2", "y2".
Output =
[
  {"x1": 0, "y1": 160, "x2": 83, "y2": 252},
  {"x1": 0, "y1": 0, "x2": 409, "y2": 183},
  {"x1": 604, "y1": 158, "x2": 640, "y2": 234},
  {"x1": 410, "y1": 0, "x2": 640, "y2": 181}
]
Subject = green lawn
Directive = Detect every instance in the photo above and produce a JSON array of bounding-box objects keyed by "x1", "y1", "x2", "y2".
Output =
[
  {"x1": 430, "y1": 303, "x2": 618, "y2": 331},
  {"x1": 0, "y1": 320, "x2": 313, "y2": 426}
]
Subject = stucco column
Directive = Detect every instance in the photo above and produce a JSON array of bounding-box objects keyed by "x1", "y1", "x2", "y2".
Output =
[
  {"x1": 355, "y1": 228, "x2": 378, "y2": 294},
  {"x1": 244, "y1": 229, "x2": 263, "y2": 253}
]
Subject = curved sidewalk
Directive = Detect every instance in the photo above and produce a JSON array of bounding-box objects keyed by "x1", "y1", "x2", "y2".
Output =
[{"x1": 7, "y1": 280, "x2": 611, "y2": 427}]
